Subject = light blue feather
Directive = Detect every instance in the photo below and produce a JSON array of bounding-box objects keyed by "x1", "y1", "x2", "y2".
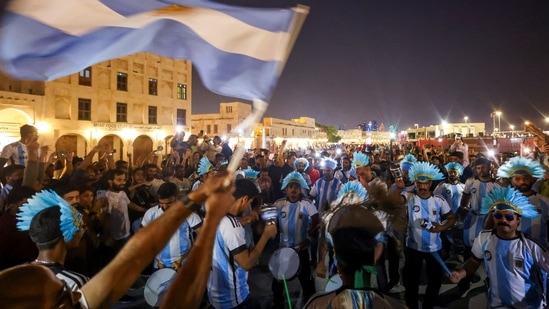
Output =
[
  {"x1": 197, "y1": 157, "x2": 214, "y2": 176},
  {"x1": 333, "y1": 181, "x2": 369, "y2": 206},
  {"x1": 281, "y1": 171, "x2": 309, "y2": 190},
  {"x1": 352, "y1": 152, "x2": 370, "y2": 169},
  {"x1": 444, "y1": 162, "x2": 464, "y2": 175},
  {"x1": 408, "y1": 162, "x2": 445, "y2": 182},
  {"x1": 243, "y1": 168, "x2": 259, "y2": 179},
  {"x1": 480, "y1": 186, "x2": 538, "y2": 218},
  {"x1": 17, "y1": 190, "x2": 82, "y2": 242},
  {"x1": 497, "y1": 157, "x2": 546, "y2": 179},
  {"x1": 294, "y1": 157, "x2": 309, "y2": 170}
]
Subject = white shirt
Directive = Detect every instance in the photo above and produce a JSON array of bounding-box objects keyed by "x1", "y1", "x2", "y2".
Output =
[{"x1": 105, "y1": 190, "x2": 131, "y2": 240}]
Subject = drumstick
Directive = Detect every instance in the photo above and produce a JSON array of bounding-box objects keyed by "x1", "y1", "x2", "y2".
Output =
[
  {"x1": 281, "y1": 274, "x2": 293, "y2": 309},
  {"x1": 431, "y1": 251, "x2": 452, "y2": 276}
]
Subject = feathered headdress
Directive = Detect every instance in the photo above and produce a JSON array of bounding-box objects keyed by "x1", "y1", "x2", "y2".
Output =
[
  {"x1": 480, "y1": 186, "x2": 538, "y2": 218},
  {"x1": 400, "y1": 154, "x2": 417, "y2": 171},
  {"x1": 409, "y1": 162, "x2": 445, "y2": 182},
  {"x1": 444, "y1": 162, "x2": 464, "y2": 176},
  {"x1": 281, "y1": 171, "x2": 309, "y2": 190},
  {"x1": 197, "y1": 157, "x2": 214, "y2": 176},
  {"x1": 17, "y1": 190, "x2": 82, "y2": 242},
  {"x1": 321, "y1": 157, "x2": 338, "y2": 170},
  {"x1": 497, "y1": 157, "x2": 546, "y2": 179},
  {"x1": 243, "y1": 168, "x2": 259, "y2": 180},
  {"x1": 332, "y1": 181, "x2": 369, "y2": 207},
  {"x1": 294, "y1": 157, "x2": 309, "y2": 170},
  {"x1": 352, "y1": 152, "x2": 370, "y2": 169}
]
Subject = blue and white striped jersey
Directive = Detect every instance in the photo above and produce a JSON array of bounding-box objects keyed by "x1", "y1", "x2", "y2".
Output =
[
  {"x1": 141, "y1": 206, "x2": 202, "y2": 268},
  {"x1": 472, "y1": 230, "x2": 549, "y2": 309},
  {"x1": 208, "y1": 215, "x2": 249, "y2": 309},
  {"x1": 274, "y1": 198, "x2": 318, "y2": 248},
  {"x1": 404, "y1": 193, "x2": 452, "y2": 252},
  {"x1": 519, "y1": 194, "x2": 549, "y2": 247},
  {"x1": 434, "y1": 182, "x2": 465, "y2": 213},
  {"x1": 461, "y1": 178, "x2": 501, "y2": 247},
  {"x1": 309, "y1": 178, "x2": 341, "y2": 217}
]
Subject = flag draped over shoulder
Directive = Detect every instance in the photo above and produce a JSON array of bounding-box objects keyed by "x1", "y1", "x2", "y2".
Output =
[{"x1": 0, "y1": 0, "x2": 308, "y2": 101}]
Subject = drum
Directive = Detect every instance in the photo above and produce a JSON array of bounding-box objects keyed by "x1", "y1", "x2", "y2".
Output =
[
  {"x1": 325, "y1": 274, "x2": 342, "y2": 292},
  {"x1": 144, "y1": 268, "x2": 177, "y2": 307},
  {"x1": 269, "y1": 247, "x2": 300, "y2": 281}
]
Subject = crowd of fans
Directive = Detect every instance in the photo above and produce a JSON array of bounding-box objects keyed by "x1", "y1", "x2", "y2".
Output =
[{"x1": 1, "y1": 124, "x2": 549, "y2": 308}]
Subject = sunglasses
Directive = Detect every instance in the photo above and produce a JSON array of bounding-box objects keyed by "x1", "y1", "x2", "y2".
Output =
[{"x1": 493, "y1": 212, "x2": 516, "y2": 221}]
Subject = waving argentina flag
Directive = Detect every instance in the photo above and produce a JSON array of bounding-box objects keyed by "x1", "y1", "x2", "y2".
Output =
[{"x1": 0, "y1": 0, "x2": 308, "y2": 101}]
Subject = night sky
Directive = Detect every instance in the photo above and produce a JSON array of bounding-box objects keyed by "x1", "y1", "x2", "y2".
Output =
[{"x1": 192, "y1": 0, "x2": 549, "y2": 132}]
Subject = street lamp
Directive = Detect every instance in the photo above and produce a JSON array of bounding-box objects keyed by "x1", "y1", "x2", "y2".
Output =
[
  {"x1": 496, "y1": 111, "x2": 502, "y2": 133},
  {"x1": 464, "y1": 116, "x2": 468, "y2": 123},
  {"x1": 490, "y1": 111, "x2": 502, "y2": 136},
  {"x1": 510, "y1": 125, "x2": 514, "y2": 137}
]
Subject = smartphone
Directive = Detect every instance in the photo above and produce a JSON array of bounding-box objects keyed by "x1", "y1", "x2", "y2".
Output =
[{"x1": 96, "y1": 190, "x2": 107, "y2": 199}]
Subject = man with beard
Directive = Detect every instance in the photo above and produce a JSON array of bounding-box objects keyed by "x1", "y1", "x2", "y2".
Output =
[
  {"x1": 208, "y1": 179, "x2": 277, "y2": 309},
  {"x1": 450, "y1": 187, "x2": 549, "y2": 309},
  {"x1": 447, "y1": 151, "x2": 473, "y2": 184},
  {"x1": 141, "y1": 182, "x2": 202, "y2": 270},
  {"x1": 0, "y1": 164, "x2": 24, "y2": 212},
  {"x1": 295, "y1": 157, "x2": 312, "y2": 196},
  {"x1": 334, "y1": 156, "x2": 352, "y2": 184},
  {"x1": 273, "y1": 172, "x2": 319, "y2": 308},
  {"x1": 497, "y1": 157, "x2": 549, "y2": 246},
  {"x1": 143, "y1": 163, "x2": 165, "y2": 199},
  {"x1": 104, "y1": 169, "x2": 146, "y2": 254},
  {"x1": 309, "y1": 158, "x2": 341, "y2": 217},
  {"x1": 402, "y1": 162, "x2": 455, "y2": 309}
]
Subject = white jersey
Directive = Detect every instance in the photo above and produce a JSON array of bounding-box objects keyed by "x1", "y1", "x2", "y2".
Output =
[
  {"x1": 0, "y1": 141, "x2": 27, "y2": 166},
  {"x1": 433, "y1": 181, "x2": 465, "y2": 213},
  {"x1": 404, "y1": 192, "x2": 452, "y2": 252},
  {"x1": 462, "y1": 178, "x2": 501, "y2": 247},
  {"x1": 519, "y1": 194, "x2": 549, "y2": 247},
  {"x1": 208, "y1": 215, "x2": 249, "y2": 309},
  {"x1": 141, "y1": 206, "x2": 202, "y2": 268},
  {"x1": 472, "y1": 230, "x2": 549, "y2": 308},
  {"x1": 104, "y1": 190, "x2": 131, "y2": 240},
  {"x1": 309, "y1": 177, "x2": 341, "y2": 217},
  {"x1": 274, "y1": 198, "x2": 318, "y2": 248}
]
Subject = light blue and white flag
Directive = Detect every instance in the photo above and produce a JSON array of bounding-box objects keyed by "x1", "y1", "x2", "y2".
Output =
[{"x1": 0, "y1": 0, "x2": 308, "y2": 101}]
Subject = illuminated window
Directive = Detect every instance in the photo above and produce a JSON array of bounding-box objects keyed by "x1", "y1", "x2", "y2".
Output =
[
  {"x1": 149, "y1": 78, "x2": 157, "y2": 95},
  {"x1": 176, "y1": 109, "x2": 186, "y2": 126},
  {"x1": 79, "y1": 67, "x2": 92, "y2": 86},
  {"x1": 117, "y1": 72, "x2": 127, "y2": 91},
  {"x1": 78, "y1": 98, "x2": 91, "y2": 120},
  {"x1": 116, "y1": 102, "x2": 127, "y2": 122},
  {"x1": 177, "y1": 83, "x2": 187, "y2": 100},
  {"x1": 148, "y1": 106, "x2": 157, "y2": 124}
]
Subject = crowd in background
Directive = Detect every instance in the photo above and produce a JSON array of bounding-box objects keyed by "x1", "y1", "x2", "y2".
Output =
[{"x1": 1, "y1": 123, "x2": 549, "y2": 308}]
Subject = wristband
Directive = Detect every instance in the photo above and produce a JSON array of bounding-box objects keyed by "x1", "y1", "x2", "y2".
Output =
[{"x1": 180, "y1": 194, "x2": 201, "y2": 213}]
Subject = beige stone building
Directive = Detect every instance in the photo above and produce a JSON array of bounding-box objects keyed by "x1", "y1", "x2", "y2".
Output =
[
  {"x1": 0, "y1": 53, "x2": 193, "y2": 163},
  {"x1": 191, "y1": 103, "x2": 326, "y2": 151}
]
